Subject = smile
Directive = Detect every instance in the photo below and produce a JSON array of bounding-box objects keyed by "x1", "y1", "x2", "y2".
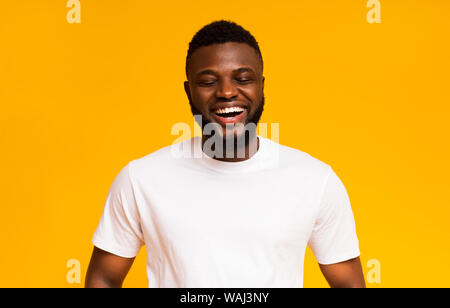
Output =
[
  {"x1": 214, "y1": 106, "x2": 245, "y2": 117},
  {"x1": 212, "y1": 106, "x2": 247, "y2": 124}
]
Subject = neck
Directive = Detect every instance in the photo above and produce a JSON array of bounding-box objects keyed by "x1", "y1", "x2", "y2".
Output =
[{"x1": 201, "y1": 133, "x2": 260, "y2": 162}]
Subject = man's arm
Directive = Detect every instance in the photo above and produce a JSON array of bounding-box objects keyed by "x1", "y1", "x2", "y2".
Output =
[
  {"x1": 85, "y1": 246, "x2": 135, "y2": 288},
  {"x1": 318, "y1": 256, "x2": 366, "y2": 288}
]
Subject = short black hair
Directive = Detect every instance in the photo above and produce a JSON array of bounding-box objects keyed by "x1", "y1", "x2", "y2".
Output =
[{"x1": 185, "y1": 20, "x2": 263, "y2": 77}]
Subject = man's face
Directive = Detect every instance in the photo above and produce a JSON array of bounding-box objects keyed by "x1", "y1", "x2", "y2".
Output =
[{"x1": 184, "y1": 42, "x2": 265, "y2": 139}]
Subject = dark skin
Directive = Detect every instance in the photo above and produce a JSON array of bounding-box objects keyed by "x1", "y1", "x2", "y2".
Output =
[
  {"x1": 85, "y1": 246, "x2": 135, "y2": 288},
  {"x1": 85, "y1": 42, "x2": 365, "y2": 288},
  {"x1": 184, "y1": 42, "x2": 264, "y2": 162}
]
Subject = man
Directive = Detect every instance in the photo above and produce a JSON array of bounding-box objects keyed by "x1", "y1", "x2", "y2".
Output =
[{"x1": 85, "y1": 20, "x2": 365, "y2": 288}]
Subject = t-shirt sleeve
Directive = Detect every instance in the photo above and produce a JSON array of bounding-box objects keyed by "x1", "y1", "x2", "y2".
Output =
[
  {"x1": 308, "y1": 167, "x2": 360, "y2": 265},
  {"x1": 92, "y1": 162, "x2": 144, "y2": 258}
]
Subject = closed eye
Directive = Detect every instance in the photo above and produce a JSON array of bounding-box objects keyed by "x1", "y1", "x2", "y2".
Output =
[
  {"x1": 199, "y1": 81, "x2": 216, "y2": 86},
  {"x1": 236, "y1": 78, "x2": 252, "y2": 84}
]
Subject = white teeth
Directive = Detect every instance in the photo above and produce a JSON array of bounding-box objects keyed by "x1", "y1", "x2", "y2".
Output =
[{"x1": 215, "y1": 106, "x2": 245, "y2": 114}]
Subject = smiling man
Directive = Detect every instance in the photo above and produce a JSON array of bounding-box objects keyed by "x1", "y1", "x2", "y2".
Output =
[
  {"x1": 185, "y1": 34, "x2": 265, "y2": 162},
  {"x1": 85, "y1": 20, "x2": 365, "y2": 288}
]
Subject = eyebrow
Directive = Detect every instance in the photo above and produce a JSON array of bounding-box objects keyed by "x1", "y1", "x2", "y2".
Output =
[{"x1": 195, "y1": 67, "x2": 256, "y2": 78}]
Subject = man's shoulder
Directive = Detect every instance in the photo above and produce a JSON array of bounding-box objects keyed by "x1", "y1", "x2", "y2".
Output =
[{"x1": 270, "y1": 139, "x2": 331, "y2": 175}]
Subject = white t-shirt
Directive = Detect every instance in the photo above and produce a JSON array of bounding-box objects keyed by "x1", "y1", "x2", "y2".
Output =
[{"x1": 92, "y1": 136, "x2": 360, "y2": 288}]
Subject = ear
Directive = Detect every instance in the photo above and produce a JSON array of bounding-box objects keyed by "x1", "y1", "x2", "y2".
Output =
[
  {"x1": 184, "y1": 81, "x2": 191, "y2": 101},
  {"x1": 262, "y1": 76, "x2": 265, "y2": 91}
]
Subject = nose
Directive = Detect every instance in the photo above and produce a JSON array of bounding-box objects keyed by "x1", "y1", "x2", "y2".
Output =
[{"x1": 215, "y1": 78, "x2": 238, "y2": 100}]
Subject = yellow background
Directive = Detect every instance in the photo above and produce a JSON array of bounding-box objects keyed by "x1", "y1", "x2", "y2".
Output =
[{"x1": 1, "y1": 0, "x2": 449, "y2": 288}]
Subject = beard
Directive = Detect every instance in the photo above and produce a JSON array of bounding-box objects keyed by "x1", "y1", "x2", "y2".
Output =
[{"x1": 188, "y1": 95, "x2": 265, "y2": 146}]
